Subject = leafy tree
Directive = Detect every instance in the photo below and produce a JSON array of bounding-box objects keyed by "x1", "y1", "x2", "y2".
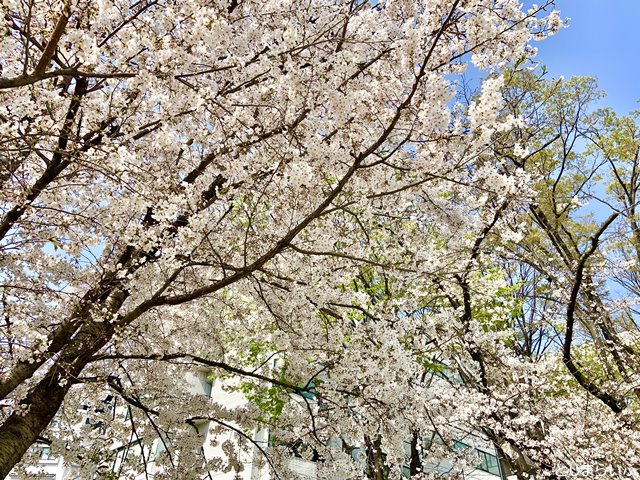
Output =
[{"x1": 475, "y1": 70, "x2": 640, "y2": 478}]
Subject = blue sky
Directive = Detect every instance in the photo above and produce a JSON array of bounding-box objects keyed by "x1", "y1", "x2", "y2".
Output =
[{"x1": 532, "y1": 0, "x2": 640, "y2": 115}]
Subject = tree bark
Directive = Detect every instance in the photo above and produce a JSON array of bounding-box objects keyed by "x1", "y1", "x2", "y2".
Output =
[
  {"x1": 0, "y1": 306, "x2": 121, "y2": 478},
  {"x1": 365, "y1": 435, "x2": 385, "y2": 480}
]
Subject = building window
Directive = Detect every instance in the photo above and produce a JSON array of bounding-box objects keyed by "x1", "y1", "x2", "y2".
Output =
[
  {"x1": 39, "y1": 445, "x2": 52, "y2": 461},
  {"x1": 28, "y1": 443, "x2": 56, "y2": 461},
  {"x1": 477, "y1": 449, "x2": 501, "y2": 476},
  {"x1": 452, "y1": 441, "x2": 501, "y2": 476}
]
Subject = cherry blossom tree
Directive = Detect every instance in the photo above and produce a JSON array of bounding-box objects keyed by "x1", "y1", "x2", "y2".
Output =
[{"x1": 0, "y1": 0, "x2": 567, "y2": 478}]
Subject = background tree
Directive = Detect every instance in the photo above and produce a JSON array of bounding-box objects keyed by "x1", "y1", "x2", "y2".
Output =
[{"x1": 464, "y1": 70, "x2": 640, "y2": 478}]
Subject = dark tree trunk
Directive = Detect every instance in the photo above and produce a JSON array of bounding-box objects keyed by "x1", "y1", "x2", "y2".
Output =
[
  {"x1": 365, "y1": 434, "x2": 385, "y2": 480},
  {"x1": 0, "y1": 317, "x2": 117, "y2": 478},
  {"x1": 409, "y1": 430, "x2": 422, "y2": 476},
  {"x1": 0, "y1": 367, "x2": 76, "y2": 479}
]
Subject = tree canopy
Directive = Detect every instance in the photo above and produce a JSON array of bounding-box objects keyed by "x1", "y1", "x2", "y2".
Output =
[{"x1": 4, "y1": 1, "x2": 640, "y2": 479}]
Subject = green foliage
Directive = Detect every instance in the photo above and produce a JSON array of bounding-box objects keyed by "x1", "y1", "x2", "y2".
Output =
[
  {"x1": 469, "y1": 268, "x2": 522, "y2": 333},
  {"x1": 238, "y1": 382, "x2": 287, "y2": 425}
]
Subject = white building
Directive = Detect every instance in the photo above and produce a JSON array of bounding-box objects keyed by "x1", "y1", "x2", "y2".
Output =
[
  {"x1": 10, "y1": 369, "x2": 505, "y2": 480},
  {"x1": 7, "y1": 443, "x2": 71, "y2": 480}
]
